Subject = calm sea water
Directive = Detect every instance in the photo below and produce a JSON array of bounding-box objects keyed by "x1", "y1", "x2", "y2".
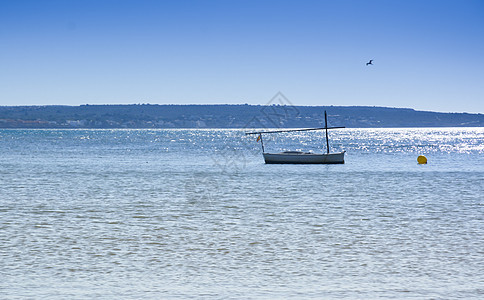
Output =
[{"x1": 1, "y1": 128, "x2": 483, "y2": 299}]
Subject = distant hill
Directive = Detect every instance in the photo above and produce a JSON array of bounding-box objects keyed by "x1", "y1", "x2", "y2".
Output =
[{"x1": 0, "y1": 104, "x2": 482, "y2": 128}]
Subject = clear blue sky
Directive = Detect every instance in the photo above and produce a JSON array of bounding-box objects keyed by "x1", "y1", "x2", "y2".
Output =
[{"x1": 1, "y1": 0, "x2": 483, "y2": 113}]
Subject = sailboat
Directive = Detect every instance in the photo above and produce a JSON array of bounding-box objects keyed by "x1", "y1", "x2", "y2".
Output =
[{"x1": 246, "y1": 111, "x2": 345, "y2": 164}]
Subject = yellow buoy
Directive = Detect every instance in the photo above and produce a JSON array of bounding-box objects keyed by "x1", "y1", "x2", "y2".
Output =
[{"x1": 417, "y1": 155, "x2": 427, "y2": 164}]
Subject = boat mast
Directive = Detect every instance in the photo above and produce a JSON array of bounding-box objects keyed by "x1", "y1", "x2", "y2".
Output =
[
  {"x1": 325, "y1": 111, "x2": 330, "y2": 154},
  {"x1": 245, "y1": 112, "x2": 344, "y2": 155}
]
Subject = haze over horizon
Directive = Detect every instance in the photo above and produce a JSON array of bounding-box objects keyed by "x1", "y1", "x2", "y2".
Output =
[{"x1": 1, "y1": 0, "x2": 483, "y2": 113}]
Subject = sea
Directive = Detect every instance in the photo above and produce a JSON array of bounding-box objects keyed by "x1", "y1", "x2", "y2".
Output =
[{"x1": 0, "y1": 128, "x2": 483, "y2": 299}]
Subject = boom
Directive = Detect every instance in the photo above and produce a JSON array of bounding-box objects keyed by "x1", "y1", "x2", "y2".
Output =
[{"x1": 245, "y1": 126, "x2": 345, "y2": 135}]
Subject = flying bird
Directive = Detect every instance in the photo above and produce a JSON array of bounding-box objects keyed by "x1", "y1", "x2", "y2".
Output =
[{"x1": 366, "y1": 59, "x2": 373, "y2": 66}]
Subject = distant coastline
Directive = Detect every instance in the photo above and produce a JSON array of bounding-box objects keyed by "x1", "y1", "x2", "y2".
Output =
[{"x1": 0, "y1": 104, "x2": 482, "y2": 129}]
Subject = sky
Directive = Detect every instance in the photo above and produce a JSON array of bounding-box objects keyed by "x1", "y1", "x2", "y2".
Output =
[{"x1": 1, "y1": 0, "x2": 483, "y2": 113}]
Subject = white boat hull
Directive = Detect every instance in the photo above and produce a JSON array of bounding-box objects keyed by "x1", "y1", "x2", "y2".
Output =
[{"x1": 263, "y1": 151, "x2": 345, "y2": 164}]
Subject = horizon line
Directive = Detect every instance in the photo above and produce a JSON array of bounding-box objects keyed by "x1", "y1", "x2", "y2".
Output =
[{"x1": 0, "y1": 103, "x2": 482, "y2": 115}]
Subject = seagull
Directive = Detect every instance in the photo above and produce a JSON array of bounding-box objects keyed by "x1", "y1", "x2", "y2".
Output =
[{"x1": 366, "y1": 59, "x2": 373, "y2": 66}]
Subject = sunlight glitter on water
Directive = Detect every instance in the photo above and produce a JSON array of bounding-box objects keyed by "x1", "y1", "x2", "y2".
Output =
[{"x1": 0, "y1": 128, "x2": 483, "y2": 299}]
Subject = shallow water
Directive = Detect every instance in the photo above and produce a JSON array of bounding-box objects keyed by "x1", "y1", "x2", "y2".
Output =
[{"x1": 0, "y1": 128, "x2": 483, "y2": 299}]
